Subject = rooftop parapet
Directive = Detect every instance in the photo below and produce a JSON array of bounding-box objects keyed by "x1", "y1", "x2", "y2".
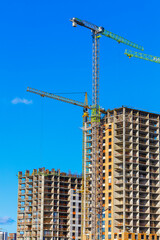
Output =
[{"x1": 18, "y1": 167, "x2": 82, "y2": 178}]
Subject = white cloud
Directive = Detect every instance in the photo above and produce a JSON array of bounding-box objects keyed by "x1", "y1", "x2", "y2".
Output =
[
  {"x1": 0, "y1": 216, "x2": 15, "y2": 225},
  {"x1": 11, "y1": 98, "x2": 33, "y2": 105}
]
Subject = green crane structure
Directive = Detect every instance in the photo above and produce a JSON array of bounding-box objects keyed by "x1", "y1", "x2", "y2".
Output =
[
  {"x1": 125, "y1": 49, "x2": 160, "y2": 64},
  {"x1": 70, "y1": 17, "x2": 144, "y2": 240}
]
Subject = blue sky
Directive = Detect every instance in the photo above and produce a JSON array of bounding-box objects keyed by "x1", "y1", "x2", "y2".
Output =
[{"x1": 0, "y1": 0, "x2": 160, "y2": 233}]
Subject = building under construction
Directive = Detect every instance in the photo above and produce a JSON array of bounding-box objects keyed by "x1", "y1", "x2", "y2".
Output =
[
  {"x1": 17, "y1": 168, "x2": 82, "y2": 240},
  {"x1": 17, "y1": 106, "x2": 160, "y2": 240},
  {"x1": 82, "y1": 106, "x2": 160, "y2": 240},
  {"x1": 8, "y1": 233, "x2": 17, "y2": 240},
  {"x1": 25, "y1": 17, "x2": 160, "y2": 240}
]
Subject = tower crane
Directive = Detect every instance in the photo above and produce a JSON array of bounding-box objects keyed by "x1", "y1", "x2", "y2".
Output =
[
  {"x1": 125, "y1": 49, "x2": 160, "y2": 64},
  {"x1": 27, "y1": 18, "x2": 144, "y2": 240},
  {"x1": 70, "y1": 17, "x2": 144, "y2": 240},
  {"x1": 27, "y1": 87, "x2": 96, "y2": 240}
]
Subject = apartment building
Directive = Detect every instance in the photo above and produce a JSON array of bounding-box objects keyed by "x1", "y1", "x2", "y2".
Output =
[
  {"x1": 85, "y1": 106, "x2": 160, "y2": 240},
  {"x1": 0, "y1": 232, "x2": 8, "y2": 240},
  {"x1": 103, "y1": 107, "x2": 160, "y2": 240},
  {"x1": 8, "y1": 233, "x2": 17, "y2": 240},
  {"x1": 17, "y1": 168, "x2": 82, "y2": 240}
]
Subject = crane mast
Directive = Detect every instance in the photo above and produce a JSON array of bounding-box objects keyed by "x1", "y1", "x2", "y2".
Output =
[
  {"x1": 71, "y1": 18, "x2": 104, "y2": 240},
  {"x1": 91, "y1": 31, "x2": 101, "y2": 240}
]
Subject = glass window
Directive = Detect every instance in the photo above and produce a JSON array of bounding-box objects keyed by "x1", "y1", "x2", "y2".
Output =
[{"x1": 53, "y1": 212, "x2": 58, "y2": 217}]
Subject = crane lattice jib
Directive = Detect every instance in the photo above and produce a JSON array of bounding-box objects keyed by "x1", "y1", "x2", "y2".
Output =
[
  {"x1": 125, "y1": 49, "x2": 160, "y2": 64},
  {"x1": 71, "y1": 17, "x2": 144, "y2": 51},
  {"x1": 27, "y1": 87, "x2": 88, "y2": 108},
  {"x1": 102, "y1": 30, "x2": 144, "y2": 50},
  {"x1": 27, "y1": 87, "x2": 107, "y2": 114}
]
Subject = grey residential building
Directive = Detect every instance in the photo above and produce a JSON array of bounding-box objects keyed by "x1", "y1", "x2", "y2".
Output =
[{"x1": 17, "y1": 168, "x2": 82, "y2": 240}]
